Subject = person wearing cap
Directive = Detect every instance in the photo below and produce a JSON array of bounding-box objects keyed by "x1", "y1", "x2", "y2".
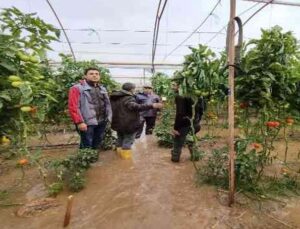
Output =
[
  {"x1": 135, "y1": 84, "x2": 161, "y2": 139},
  {"x1": 110, "y1": 82, "x2": 163, "y2": 159}
]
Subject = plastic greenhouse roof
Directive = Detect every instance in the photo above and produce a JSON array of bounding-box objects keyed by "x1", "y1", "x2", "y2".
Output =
[{"x1": 1, "y1": 0, "x2": 300, "y2": 64}]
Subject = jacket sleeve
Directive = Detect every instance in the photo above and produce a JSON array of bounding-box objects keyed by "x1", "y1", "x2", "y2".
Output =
[
  {"x1": 105, "y1": 94, "x2": 112, "y2": 122},
  {"x1": 174, "y1": 96, "x2": 192, "y2": 130},
  {"x1": 155, "y1": 95, "x2": 162, "y2": 111},
  {"x1": 101, "y1": 86, "x2": 112, "y2": 122},
  {"x1": 68, "y1": 86, "x2": 84, "y2": 124},
  {"x1": 196, "y1": 97, "x2": 205, "y2": 116},
  {"x1": 135, "y1": 94, "x2": 142, "y2": 104},
  {"x1": 190, "y1": 97, "x2": 204, "y2": 123},
  {"x1": 124, "y1": 97, "x2": 153, "y2": 111},
  {"x1": 155, "y1": 95, "x2": 161, "y2": 103},
  {"x1": 174, "y1": 96, "x2": 182, "y2": 130}
]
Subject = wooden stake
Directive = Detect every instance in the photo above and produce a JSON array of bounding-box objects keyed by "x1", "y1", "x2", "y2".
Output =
[
  {"x1": 63, "y1": 195, "x2": 74, "y2": 227},
  {"x1": 228, "y1": 0, "x2": 236, "y2": 207}
]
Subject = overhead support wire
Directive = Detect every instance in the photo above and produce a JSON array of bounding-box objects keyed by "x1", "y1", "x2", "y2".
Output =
[
  {"x1": 45, "y1": 0, "x2": 76, "y2": 61},
  {"x1": 53, "y1": 50, "x2": 187, "y2": 57},
  {"x1": 152, "y1": 0, "x2": 168, "y2": 73},
  {"x1": 205, "y1": 1, "x2": 272, "y2": 46},
  {"x1": 244, "y1": 0, "x2": 300, "y2": 7},
  {"x1": 243, "y1": 0, "x2": 274, "y2": 27},
  {"x1": 56, "y1": 41, "x2": 231, "y2": 48},
  {"x1": 49, "y1": 61, "x2": 183, "y2": 68},
  {"x1": 163, "y1": 0, "x2": 221, "y2": 62},
  {"x1": 59, "y1": 28, "x2": 228, "y2": 34},
  {"x1": 205, "y1": 2, "x2": 260, "y2": 45}
]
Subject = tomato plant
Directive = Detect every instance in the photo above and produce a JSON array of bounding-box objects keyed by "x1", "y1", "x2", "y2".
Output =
[
  {"x1": 173, "y1": 45, "x2": 226, "y2": 99},
  {"x1": 236, "y1": 27, "x2": 300, "y2": 144},
  {"x1": 48, "y1": 148, "x2": 99, "y2": 193},
  {"x1": 172, "y1": 45, "x2": 228, "y2": 141},
  {"x1": 151, "y1": 72, "x2": 172, "y2": 97},
  {"x1": 0, "y1": 8, "x2": 60, "y2": 150},
  {"x1": 154, "y1": 104, "x2": 175, "y2": 147},
  {"x1": 237, "y1": 26, "x2": 300, "y2": 110}
]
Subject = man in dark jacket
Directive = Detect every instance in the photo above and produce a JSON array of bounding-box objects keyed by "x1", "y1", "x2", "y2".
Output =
[
  {"x1": 171, "y1": 81, "x2": 205, "y2": 163},
  {"x1": 110, "y1": 82, "x2": 163, "y2": 159},
  {"x1": 135, "y1": 84, "x2": 161, "y2": 138},
  {"x1": 68, "y1": 67, "x2": 112, "y2": 150}
]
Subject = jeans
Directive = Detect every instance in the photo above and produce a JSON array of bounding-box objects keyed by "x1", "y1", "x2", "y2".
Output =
[
  {"x1": 77, "y1": 121, "x2": 107, "y2": 149},
  {"x1": 136, "y1": 117, "x2": 157, "y2": 139},
  {"x1": 116, "y1": 132, "x2": 136, "y2": 150}
]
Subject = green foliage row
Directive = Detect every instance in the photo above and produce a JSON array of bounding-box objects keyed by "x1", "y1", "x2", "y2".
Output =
[
  {"x1": 0, "y1": 7, "x2": 119, "y2": 150},
  {"x1": 47, "y1": 148, "x2": 99, "y2": 195}
]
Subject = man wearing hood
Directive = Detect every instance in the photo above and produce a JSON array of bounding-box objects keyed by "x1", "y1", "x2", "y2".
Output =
[
  {"x1": 68, "y1": 67, "x2": 112, "y2": 151},
  {"x1": 110, "y1": 82, "x2": 163, "y2": 159}
]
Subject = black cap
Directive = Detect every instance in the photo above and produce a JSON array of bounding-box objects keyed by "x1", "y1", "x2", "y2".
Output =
[{"x1": 122, "y1": 82, "x2": 136, "y2": 91}]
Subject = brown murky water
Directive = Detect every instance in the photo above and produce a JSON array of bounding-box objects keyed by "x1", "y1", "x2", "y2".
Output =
[{"x1": 1, "y1": 134, "x2": 300, "y2": 229}]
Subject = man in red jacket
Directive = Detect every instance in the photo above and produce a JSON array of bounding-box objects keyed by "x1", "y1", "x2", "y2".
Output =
[{"x1": 68, "y1": 67, "x2": 112, "y2": 150}]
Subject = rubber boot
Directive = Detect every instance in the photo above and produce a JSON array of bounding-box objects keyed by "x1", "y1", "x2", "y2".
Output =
[
  {"x1": 116, "y1": 147, "x2": 122, "y2": 157},
  {"x1": 171, "y1": 150, "x2": 180, "y2": 163},
  {"x1": 120, "y1": 149, "x2": 132, "y2": 160}
]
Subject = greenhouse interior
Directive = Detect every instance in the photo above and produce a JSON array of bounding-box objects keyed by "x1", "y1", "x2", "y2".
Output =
[{"x1": 1, "y1": 0, "x2": 300, "y2": 228}]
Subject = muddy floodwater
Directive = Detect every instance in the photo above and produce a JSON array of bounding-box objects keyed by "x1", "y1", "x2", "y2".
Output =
[{"x1": 1, "y1": 134, "x2": 300, "y2": 229}]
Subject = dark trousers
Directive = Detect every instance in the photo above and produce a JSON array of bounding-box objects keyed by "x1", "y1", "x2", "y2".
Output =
[
  {"x1": 77, "y1": 121, "x2": 107, "y2": 149},
  {"x1": 136, "y1": 117, "x2": 156, "y2": 139},
  {"x1": 171, "y1": 126, "x2": 197, "y2": 162},
  {"x1": 116, "y1": 132, "x2": 136, "y2": 150}
]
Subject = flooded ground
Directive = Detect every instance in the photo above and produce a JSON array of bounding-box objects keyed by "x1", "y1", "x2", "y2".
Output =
[{"x1": 0, "y1": 133, "x2": 300, "y2": 229}]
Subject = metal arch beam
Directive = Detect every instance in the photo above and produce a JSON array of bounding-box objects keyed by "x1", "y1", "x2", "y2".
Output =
[{"x1": 45, "y1": 0, "x2": 76, "y2": 61}]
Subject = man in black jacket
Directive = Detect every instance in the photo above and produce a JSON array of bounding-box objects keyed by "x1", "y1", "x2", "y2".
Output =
[
  {"x1": 110, "y1": 82, "x2": 163, "y2": 159},
  {"x1": 171, "y1": 81, "x2": 205, "y2": 163}
]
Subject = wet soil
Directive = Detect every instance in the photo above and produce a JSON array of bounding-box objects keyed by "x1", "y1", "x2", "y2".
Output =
[{"x1": 0, "y1": 134, "x2": 300, "y2": 229}]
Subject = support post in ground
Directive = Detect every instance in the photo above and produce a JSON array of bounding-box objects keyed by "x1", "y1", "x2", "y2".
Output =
[{"x1": 228, "y1": 0, "x2": 236, "y2": 207}]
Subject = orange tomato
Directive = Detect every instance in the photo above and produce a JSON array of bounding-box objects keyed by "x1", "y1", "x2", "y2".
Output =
[
  {"x1": 30, "y1": 106, "x2": 37, "y2": 114},
  {"x1": 266, "y1": 121, "x2": 280, "y2": 128},
  {"x1": 239, "y1": 102, "x2": 249, "y2": 109},
  {"x1": 253, "y1": 143, "x2": 262, "y2": 149},
  {"x1": 266, "y1": 121, "x2": 275, "y2": 127},
  {"x1": 18, "y1": 159, "x2": 29, "y2": 166}
]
